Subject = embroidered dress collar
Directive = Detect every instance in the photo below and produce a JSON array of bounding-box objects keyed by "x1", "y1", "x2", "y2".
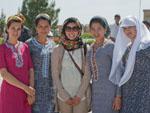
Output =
[
  {"x1": 32, "y1": 38, "x2": 54, "y2": 78},
  {"x1": 5, "y1": 41, "x2": 24, "y2": 68},
  {"x1": 32, "y1": 38, "x2": 52, "y2": 48},
  {"x1": 90, "y1": 39, "x2": 107, "y2": 81}
]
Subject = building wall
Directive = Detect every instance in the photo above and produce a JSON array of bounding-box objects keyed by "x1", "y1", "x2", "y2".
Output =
[{"x1": 143, "y1": 9, "x2": 150, "y2": 22}]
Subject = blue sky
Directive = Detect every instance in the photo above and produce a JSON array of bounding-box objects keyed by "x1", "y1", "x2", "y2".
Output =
[{"x1": 0, "y1": 0, "x2": 150, "y2": 24}]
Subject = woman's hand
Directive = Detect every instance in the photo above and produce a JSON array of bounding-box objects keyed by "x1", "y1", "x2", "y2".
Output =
[
  {"x1": 112, "y1": 96, "x2": 121, "y2": 111},
  {"x1": 27, "y1": 95, "x2": 35, "y2": 105},
  {"x1": 72, "y1": 96, "x2": 81, "y2": 106},
  {"x1": 24, "y1": 86, "x2": 35, "y2": 97},
  {"x1": 65, "y1": 98, "x2": 73, "y2": 106}
]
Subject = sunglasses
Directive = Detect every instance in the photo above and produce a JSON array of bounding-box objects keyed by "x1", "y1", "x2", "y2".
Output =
[{"x1": 65, "y1": 26, "x2": 80, "y2": 32}]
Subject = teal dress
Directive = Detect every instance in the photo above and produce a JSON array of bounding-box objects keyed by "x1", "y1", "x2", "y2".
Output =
[{"x1": 27, "y1": 38, "x2": 56, "y2": 113}]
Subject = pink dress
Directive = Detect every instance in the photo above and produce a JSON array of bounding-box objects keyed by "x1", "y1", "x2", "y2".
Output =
[{"x1": 0, "y1": 42, "x2": 33, "y2": 113}]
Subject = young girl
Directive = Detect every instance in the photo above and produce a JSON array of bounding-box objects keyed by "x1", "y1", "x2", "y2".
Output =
[
  {"x1": 27, "y1": 13, "x2": 56, "y2": 113},
  {"x1": 109, "y1": 16, "x2": 150, "y2": 113},
  {"x1": 86, "y1": 16, "x2": 121, "y2": 113},
  {"x1": 0, "y1": 15, "x2": 35, "y2": 113}
]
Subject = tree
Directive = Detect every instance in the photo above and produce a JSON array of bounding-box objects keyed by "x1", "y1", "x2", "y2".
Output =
[
  {"x1": 0, "y1": 9, "x2": 6, "y2": 36},
  {"x1": 20, "y1": 0, "x2": 60, "y2": 34}
]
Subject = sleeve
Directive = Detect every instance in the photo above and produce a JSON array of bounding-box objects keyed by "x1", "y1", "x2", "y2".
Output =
[
  {"x1": 115, "y1": 61, "x2": 124, "y2": 96},
  {"x1": 76, "y1": 51, "x2": 92, "y2": 98},
  {"x1": 116, "y1": 86, "x2": 121, "y2": 96},
  {"x1": 107, "y1": 42, "x2": 114, "y2": 58},
  {"x1": 26, "y1": 44, "x2": 33, "y2": 69},
  {"x1": 51, "y1": 47, "x2": 71, "y2": 101},
  {"x1": 108, "y1": 42, "x2": 122, "y2": 96},
  {"x1": 0, "y1": 45, "x2": 6, "y2": 69}
]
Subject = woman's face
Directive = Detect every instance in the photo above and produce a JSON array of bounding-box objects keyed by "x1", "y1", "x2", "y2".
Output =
[
  {"x1": 7, "y1": 22, "x2": 22, "y2": 40},
  {"x1": 36, "y1": 19, "x2": 51, "y2": 38},
  {"x1": 123, "y1": 26, "x2": 137, "y2": 41},
  {"x1": 65, "y1": 22, "x2": 80, "y2": 40},
  {"x1": 90, "y1": 22, "x2": 106, "y2": 39}
]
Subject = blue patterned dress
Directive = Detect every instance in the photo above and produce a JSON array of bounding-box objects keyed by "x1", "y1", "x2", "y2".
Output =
[
  {"x1": 27, "y1": 38, "x2": 55, "y2": 113},
  {"x1": 120, "y1": 46, "x2": 150, "y2": 113},
  {"x1": 87, "y1": 40, "x2": 120, "y2": 113}
]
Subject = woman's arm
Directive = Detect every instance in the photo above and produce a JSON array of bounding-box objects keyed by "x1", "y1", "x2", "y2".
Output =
[
  {"x1": 112, "y1": 61, "x2": 124, "y2": 111},
  {"x1": 0, "y1": 68, "x2": 35, "y2": 96},
  {"x1": 29, "y1": 68, "x2": 34, "y2": 88},
  {"x1": 27, "y1": 68, "x2": 35, "y2": 105}
]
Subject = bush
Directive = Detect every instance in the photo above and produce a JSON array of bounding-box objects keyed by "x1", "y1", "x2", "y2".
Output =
[
  {"x1": 83, "y1": 38, "x2": 95, "y2": 45},
  {"x1": 81, "y1": 33, "x2": 95, "y2": 44},
  {"x1": 80, "y1": 33, "x2": 93, "y2": 39}
]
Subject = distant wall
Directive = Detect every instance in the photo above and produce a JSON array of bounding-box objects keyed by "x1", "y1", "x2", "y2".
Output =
[{"x1": 143, "y1": 9, "x2": 150, "y2": 22}]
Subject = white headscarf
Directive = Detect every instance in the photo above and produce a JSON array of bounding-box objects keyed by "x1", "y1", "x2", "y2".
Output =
[{"x1": 109, "y1": 16, "x2": 150, "y2": 86}]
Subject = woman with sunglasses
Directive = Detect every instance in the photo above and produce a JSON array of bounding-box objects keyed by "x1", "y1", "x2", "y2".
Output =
[{"x1": 52, "y1": 17, "x2": 91, "y2": 113}]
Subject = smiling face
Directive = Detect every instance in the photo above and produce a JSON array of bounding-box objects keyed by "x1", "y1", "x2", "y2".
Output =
[
  {"x1": 90, "y1": 22, "x2": 106, "y2": 40},
  {"x1": 36, "y1": 19, "x2": 51, "y2": 38},
  {"x1": 123, "y1": 26, "x2": 137, "y2": 41},
  {"x1": 64, "y1": 22, "x2": 80, "y2": 40},
  {"x1": 7, "y1": 22, "x2": 22, "y2": 40}
]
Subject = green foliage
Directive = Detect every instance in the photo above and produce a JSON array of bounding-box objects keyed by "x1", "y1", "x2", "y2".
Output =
[
  {"x1": 82, "y1": 38, "x2": 95, "y2": 45},
  {"x1": 0, "y1": 38, "x2": 4, "y2": 44},
  {"x1": 20, "y1": 0, "x2": 60, "y2": 34},
  {"x1": 80, "y1": 33, "x2": 93, "y2": 39},
  {"x1": 0, "y1": 19, "x2": 5, "y2": 33},
  {"x1": 81, "y1": 33, "x2": 95, "y2": 44},
  {"x1": 0, "y1": 10, "x2": 6, "y2": 35}
]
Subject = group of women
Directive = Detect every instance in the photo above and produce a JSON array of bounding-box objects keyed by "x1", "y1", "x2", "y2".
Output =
[{"x1": 0, "y1": 13, "x2": 150, "y2": 113}]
